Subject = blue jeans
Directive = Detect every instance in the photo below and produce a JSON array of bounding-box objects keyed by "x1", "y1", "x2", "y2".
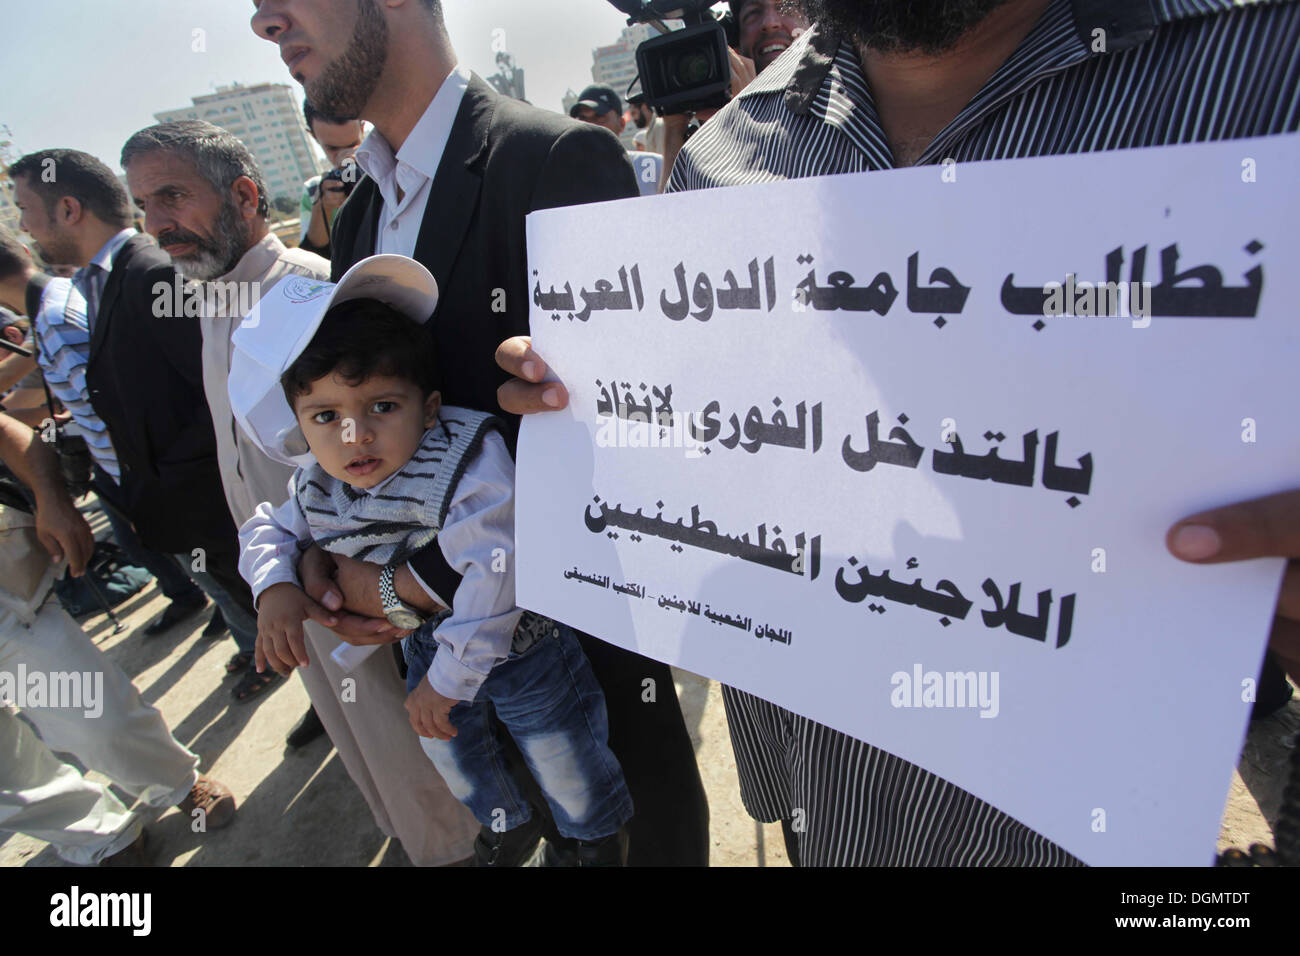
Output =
[
  {"x1": 404, "y1": 624, "x2": 633, "y2": 842},
  {"x1": 171, "y1": 553, "x2": 258, "y2": 656},
  {"x1": 94, "y1": 468, "x2": 256, "y2": 654}
]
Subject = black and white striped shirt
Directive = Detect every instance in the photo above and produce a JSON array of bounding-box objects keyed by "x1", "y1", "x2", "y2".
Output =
[{"x1": 670, "y1": 0, "x2": 1300, "y2": 866}]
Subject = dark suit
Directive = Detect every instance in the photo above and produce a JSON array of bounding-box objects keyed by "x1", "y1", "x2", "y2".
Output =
[
  {"x1": 83, "y1": 234, "x2": 245, "y2": 574},
  {"x1": 332, "y1": 76, "x2": 711, "y2": 865}
]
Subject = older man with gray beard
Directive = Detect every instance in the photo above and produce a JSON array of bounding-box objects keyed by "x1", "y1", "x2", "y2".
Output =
[{"x1": 122, "y1": 121, "x2": 479, "y2": 865}]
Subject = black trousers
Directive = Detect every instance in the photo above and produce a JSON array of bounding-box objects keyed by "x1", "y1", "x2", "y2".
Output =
[
  {"x1": 484, "y1": 630, "x2": 710, "y2": 865},
  {"x1": 576, "y1": 632, "x2": 710, "y2": 866}
]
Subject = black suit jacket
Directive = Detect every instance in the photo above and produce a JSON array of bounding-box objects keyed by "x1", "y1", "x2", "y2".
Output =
[
  {"x1": 83, "y1": 234, "x2": 238, "y2": 554},
  {"x1": 330, "y1": 74, "x2": 637, "y2": 596},
  {"x1": 332, "y1": 75, "x2": 638, "y2": 433}
]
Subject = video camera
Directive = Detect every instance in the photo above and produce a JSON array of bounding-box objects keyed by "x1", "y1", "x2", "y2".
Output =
[{"x1": 606, "y1": 1, "x2": 737, "y2": 115}]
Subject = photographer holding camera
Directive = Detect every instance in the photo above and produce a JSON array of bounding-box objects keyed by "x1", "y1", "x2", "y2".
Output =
[
  {"x1": 646, "y1": 1, "x2": 807, "y2": 191},
  {"x1": 299, "y1": 101, "x2": 364, "y2": 260}
]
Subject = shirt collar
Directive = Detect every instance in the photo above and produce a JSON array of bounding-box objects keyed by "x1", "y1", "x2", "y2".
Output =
[
  {"x1": 355, "y1": 64, "x2": 472, "y2": 209},
  {"x1": 88, "y1": 228, "x2": 136, "y2": 273},
  {"x1": 75, "y1": 228, "x2": 135, "y2": 285}
]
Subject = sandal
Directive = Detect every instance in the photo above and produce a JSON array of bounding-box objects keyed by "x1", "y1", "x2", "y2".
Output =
[
  {"x1": 231, "y1": 667, "x2": 279, "y2": 703},
  {"x1": 225, "y1": 651, "x2": 253, "y2": 675}
]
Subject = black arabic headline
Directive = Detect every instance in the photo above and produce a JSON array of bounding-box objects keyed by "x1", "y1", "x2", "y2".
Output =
[{"x1": 542, "y1": 240, "x2": 1264, "y2": 654}]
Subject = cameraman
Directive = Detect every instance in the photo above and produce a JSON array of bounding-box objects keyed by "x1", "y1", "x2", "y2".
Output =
[
  {"x1": 299, "y1": 100, "x2": 364, "y2": 260},
  {"x1": 659, "y1": 0, "x2": 808, "y2": 191}
]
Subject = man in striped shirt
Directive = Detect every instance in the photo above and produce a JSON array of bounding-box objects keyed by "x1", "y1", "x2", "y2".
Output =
[
  {"x1": 0, "y1": 219, "x2": 225, "y2": 641},
  {"x1": 500, "y1": 0, "x2": 1300, "y2": 865}
]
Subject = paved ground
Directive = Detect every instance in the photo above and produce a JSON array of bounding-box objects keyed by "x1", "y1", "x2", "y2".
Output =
[{"x1": 1, "y1": 500, "x2": 1294, "y2": 867}]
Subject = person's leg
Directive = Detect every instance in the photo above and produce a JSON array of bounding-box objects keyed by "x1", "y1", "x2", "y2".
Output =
[
  {"x1": 574, "y1": 627, "x2": 709, "y2": 865},
  {"x1": 294, "y1": 621, "x2": 479, "y2": 866},
  {"x1": 0, "y1": 705, "x2": 143, "y2": 865},
  {"x1": 91, "y1": 473, "x2": 204, "y2": 604},
  {"x1": 404, "y1": 633, "x2": 535, "y2": 832},
  {"x1": 779, "y1": 816, "x2": 802, "y2": 867},
  {"x1": 489, "y1": 627, "x2": 632, "y2": 843},
  {"x1": 2, "y1": 601, "x2": 199, "y2": 808},
  {"x1": 176, "y1": 553, "x2": 258, "y2": 658}
]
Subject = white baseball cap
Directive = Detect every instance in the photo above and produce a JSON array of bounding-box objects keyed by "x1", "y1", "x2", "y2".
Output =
[{"x1": 229, "y1": 255, "x2": 439, "y2": 467}]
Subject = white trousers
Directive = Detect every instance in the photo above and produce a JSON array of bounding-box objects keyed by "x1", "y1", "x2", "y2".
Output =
[{"x1": 0, "y1": 598, "x2": 199, "y2": 864}]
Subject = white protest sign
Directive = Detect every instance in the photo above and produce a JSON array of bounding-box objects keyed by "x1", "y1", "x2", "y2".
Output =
[{"x1": 516, "y1": 134, "x2": 1298, "y2": 866}]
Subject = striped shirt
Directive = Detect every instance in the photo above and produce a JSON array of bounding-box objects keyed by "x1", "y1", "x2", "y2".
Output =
[
  {"x1": 671, "y1": 0, "x2": 1300, "y2": 866},
  {"x1": 31, "y1": 278, "x2": 120, "y2": 481}
]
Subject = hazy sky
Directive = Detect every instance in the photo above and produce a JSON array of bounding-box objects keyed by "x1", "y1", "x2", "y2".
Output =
[{"x1": 2, "y1": 0, "x2": 649, "y2": 173}]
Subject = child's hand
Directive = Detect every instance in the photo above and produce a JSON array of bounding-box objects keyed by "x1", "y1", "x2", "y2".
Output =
[
  {"x1": 405, "y1": 677, "x2": 462, "y2": 741},
  {"x1": 255, "y1": 582, "x2": 338, "y2": 675}
]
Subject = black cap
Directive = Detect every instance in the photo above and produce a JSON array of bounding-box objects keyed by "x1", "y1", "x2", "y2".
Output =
[{"x1": 569, "y1": 85, "x2": 623, "y2": 118}]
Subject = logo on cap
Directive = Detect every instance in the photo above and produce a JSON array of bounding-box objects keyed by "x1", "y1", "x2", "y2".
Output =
[{"x1": 282, "y1": 277, "x2": 333, "y2": 304}]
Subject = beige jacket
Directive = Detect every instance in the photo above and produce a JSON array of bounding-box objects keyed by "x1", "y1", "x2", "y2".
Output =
[
  {"x1": 200, "y1": 233, "x2": 478, "y2": 865},
  {"x1": 201, "y1": 233, "x2": 324, "y2": 525}
]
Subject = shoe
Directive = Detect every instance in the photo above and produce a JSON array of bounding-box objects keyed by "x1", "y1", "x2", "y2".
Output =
[
  {"x1": 576, "y1": 827, "x2": 629, "y2": 867},
  {"x1": 231, "y1": 666, "x2": 279, "y2": 703},
  {"x1": 101, "y1": 828, "x2": 151, "y2": 867},
  {"x1": 531, "y1": 837, "x2": 579, "y2": 867},
  {"x1": 202, "y1": 607, "x2": 228, "y2": 639},
  {"x1": 225, "y1": 651, "x2": 253, "y2": 675},
  {"x1": 143, "y1": 595, "x2": 207, "y2": 636},
  {"x1": 286, "y1": 706, "x2": 326, "y2": 749},
  {"x1": 473, "y1": 815, "x2": 545, "y2": 867},
  {"x1": 177, "y1": 775, "x2": 236, "y2": 830}
]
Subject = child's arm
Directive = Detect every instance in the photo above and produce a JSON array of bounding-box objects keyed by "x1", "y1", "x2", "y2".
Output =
[
  {"x1": 405, "y1": 431, "x2": 524, "y2": 737},
  {"x1": 238, "y1": 478, "x2": 313, "y2": 603},
  {"x1": 238, "y1": 478, "x2": 337, "y2": 674}
]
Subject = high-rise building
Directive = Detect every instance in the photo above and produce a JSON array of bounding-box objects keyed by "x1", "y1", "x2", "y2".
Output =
[
  {"x1": 155, "y1": 83, "x2": 327, "y2": 209},
  {"x1": 588, "y1": 23, "x2": 663, "y2": 150}
]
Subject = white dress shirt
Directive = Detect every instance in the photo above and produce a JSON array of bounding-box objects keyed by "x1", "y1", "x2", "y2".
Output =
[
  {"x1": 353, "y1": 64, "x2": 471, "y2": 256},
  {"x1": 351, "y1": 63, "x2": 470, "y2": 607}
]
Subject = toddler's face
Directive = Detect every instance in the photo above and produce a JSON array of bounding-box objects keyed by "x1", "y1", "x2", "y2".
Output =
[{"x1": 293, "y1": 372, "x2": 440, "y2": 489}]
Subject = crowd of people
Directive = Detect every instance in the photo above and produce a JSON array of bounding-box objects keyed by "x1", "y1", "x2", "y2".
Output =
[{"x1": 0, "y1": 0, "x2": 1296, "y2": 868}]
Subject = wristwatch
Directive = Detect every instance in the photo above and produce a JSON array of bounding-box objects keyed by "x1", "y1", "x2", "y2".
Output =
[{"x1": 379, "y1": 564, "x2": 426, "y2": 630}]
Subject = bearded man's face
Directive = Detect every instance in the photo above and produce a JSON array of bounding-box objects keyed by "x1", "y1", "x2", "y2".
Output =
[{"x1": 252, "y1": 0, "x2": 390, "y2": 123}]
